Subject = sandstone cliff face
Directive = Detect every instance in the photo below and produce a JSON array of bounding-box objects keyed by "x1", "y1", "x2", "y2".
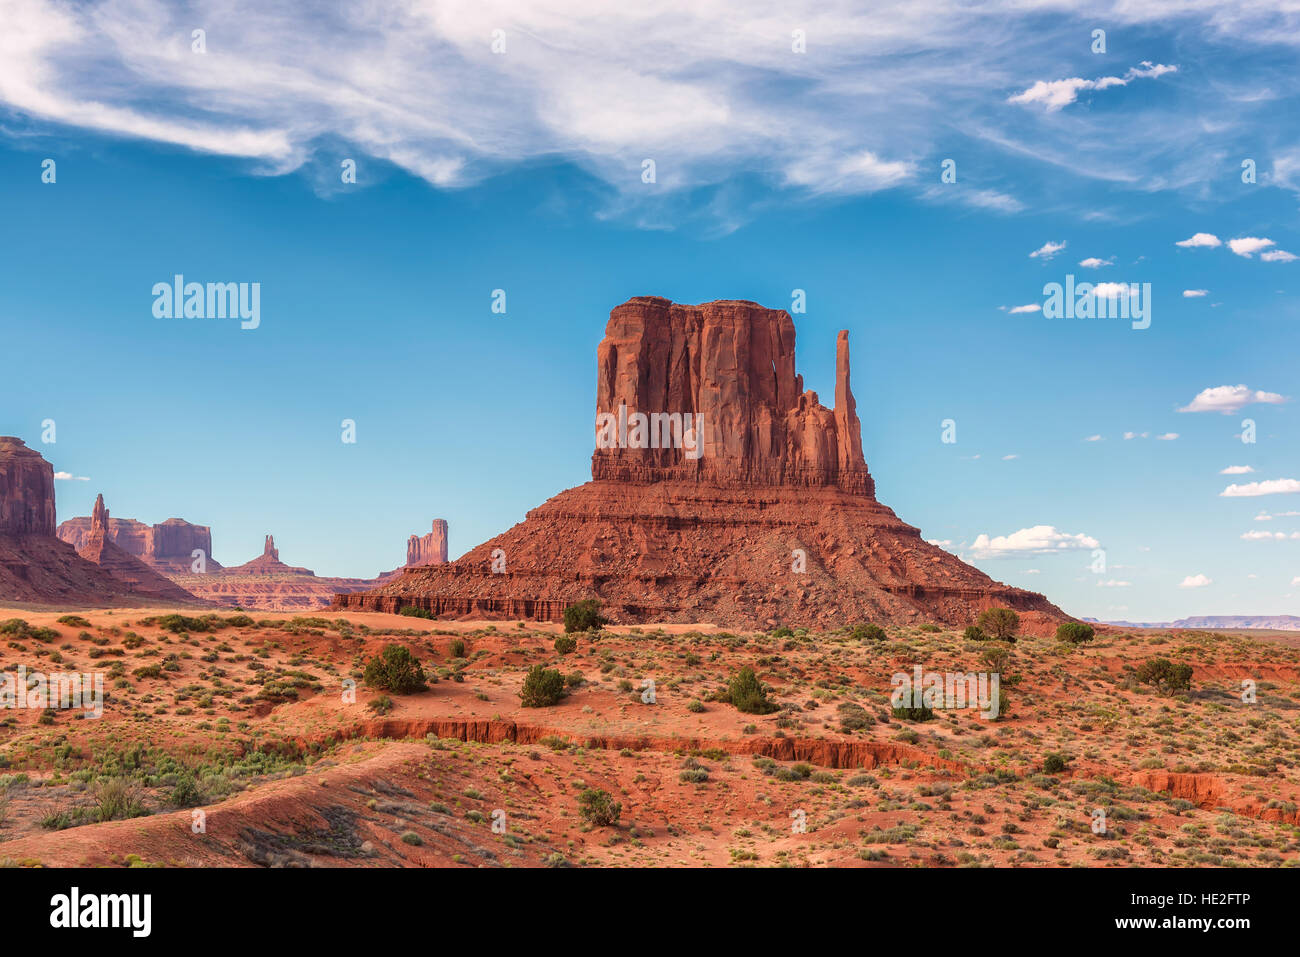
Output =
[
  {"x1": 0, "y1": 436, "x2": 56, "y2": 536},
  {"x1": 57, "y1": 513, "x2": 220, "y2": 573},
  {"x1": 407, "y1": 520, "x2": 449, "y2": 567},
  {"x1": 592, "y1": 298, "x2": 874, "y2": 495},
  {"x1": 0, "y1": 441, "x2": 203, "y2": 606},
  {"x1": 340, "y1": 297, "x2": 1067, "y2": 629},
  {"x1": 74, "y1": 494, "x2": 203, "y2": 604}
]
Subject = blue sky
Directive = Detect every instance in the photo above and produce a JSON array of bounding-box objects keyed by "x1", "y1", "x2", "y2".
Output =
[{"x1": 1, "y1": 1, "x2": 1297, "y2": 620}]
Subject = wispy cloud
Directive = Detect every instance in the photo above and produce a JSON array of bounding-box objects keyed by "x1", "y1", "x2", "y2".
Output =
[
  {"x1": 1008, "y1": 62, "x2": 1177, "y2": 112},
  {"x1": 1182, "y1": 288, "x2": 1209, "y2": 297},
  {"x1": 1029, "y1": 240, "x2": 1066, "y2": 259},
  {"x1": 1179, "y1": 574, "x2": 1212, "y2": 588},
  {"x1": 53, "y1": 471, "x2": 89, "y2": 481},
  {"x1": 1220, "y1": 478, "x2": 1300, "y2": 498}
]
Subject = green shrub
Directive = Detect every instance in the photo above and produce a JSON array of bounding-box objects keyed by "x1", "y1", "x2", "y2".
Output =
[
  {"x1": 577, "y1": 788, "x2": 621, "y2": 826},
  {"x1": 1056, "y1": 622, "x2": 1095, "y2": 643},
  {"x1": 563, "y1": 599, "x2": 606, "y2": 633},
  {"x1": 362, "y1": 645, "x2": 427, "y2": 694},
  {"x1": 93, "y1": 778, "x2": 147, "y2": 822},
  {"x1": 368, "y1": 695, "x2": 394, "y2": 715},
  {"x1": 168, "y1": 776, "x2": 203, "y2": 808},
  {"x1": 554, "y1": 634, "x2": 577, "y2": 655},
  {"x1": 771, "y1": 626, "x2": 794, "y2": 639},
  {"x1": 850, "y1": 623, "x2": 888, "y2": 641},
  {"x1": 686, "y1": 699, "x2": 705, "y2": 713},
  {"x1": 976, "y1": 607, "x2": 1019, "y2": 640},
  {"x1": 449, "y1": 638, "x2": 466, "y2": 658},
  {"x1": 725, "y1": 667, "x2": 778, "y2": 714},
  {"x1": 57, "y1": 615, "x2": 92, "y2": 628},
  {"x1": 963, "y1": 625, "x2": 987, "y2": 641},
  {"x1": 397, "y1": 605, "x2": 434, "y2": 620},
  {"x1": 520, "y1": 665, "x2": 566, "y2": 707},
  {"x1": 1135, "y1": 658, "x2": 1193, "y2": 694},
  {"x1": 890, "y1": 703, "x2": 934, "y2": 722},
  {"x1": 1042, "y1": 752, "x2": 1069, "y2": 774}
]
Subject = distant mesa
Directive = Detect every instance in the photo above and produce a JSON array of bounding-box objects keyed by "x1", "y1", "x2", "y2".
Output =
[
  {"x1": 72, "y1": 494, "x2": 202, "y2": 603},
  {"x1": 58, "y1": 510, "x2": 222, "y2": 573},
  {"x1": 337, "y1": 297, "x2": 1069, "y2": 630},
  {"x1": 225, "y1": 534, "x2": 315, "y2": 576},
  {"x1": 0, "y1": 437, "x2": 203, "y2": 606}
]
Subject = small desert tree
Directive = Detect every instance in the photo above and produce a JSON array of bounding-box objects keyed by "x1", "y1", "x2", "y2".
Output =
[
  {"x1": 976, "y1": 607, "x2": 1019, "y2": 641},
  {"x1": 363, "y1": 644, "x2": 427, "y2": 694},
  {"x1": 1056, "y1": 622, "x2": 1095, "y2": 644},
  {"x1": 726, "y1": 666, "x2": 778, "y2": 714},
  {"x1": 520, "y1": 664, "x2": 566, "y2": 707},
  {"x1": 564, "y1": 599, "x2": 606, "y2": 633},
  {"x1": 1136, "y1": 658, "x2": 1193, "y2": 694}
]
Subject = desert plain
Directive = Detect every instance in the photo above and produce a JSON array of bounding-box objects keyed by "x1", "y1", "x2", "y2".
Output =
[{"x1": 0, "y1": 604, "x2": 1297, "y2": 868}]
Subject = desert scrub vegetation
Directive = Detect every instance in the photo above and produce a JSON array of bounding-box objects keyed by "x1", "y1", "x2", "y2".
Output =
[
  {"x1": 553, "y1": 634, "x2": 578, "y2": 655},
  {"x1": 578, "y1": 787, "x2": 621, "y2": 826},
  {"x1": 397, "y1": 605, "x2": 434, "y2": 619},
  {"x1": 362, "y1": 644, "x2": 427, "y2": 694},
  {"x1": 0, "y1": 619, "x2": 59, "y2": 642}
]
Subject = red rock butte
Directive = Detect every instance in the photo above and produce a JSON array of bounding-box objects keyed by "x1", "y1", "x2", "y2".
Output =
[
  {"x1": 0, "y1": 437, "x2": 202, "y2": 605},
  {"x1": 336, "y1": 298, "x2": 1067, "y2": 629}
]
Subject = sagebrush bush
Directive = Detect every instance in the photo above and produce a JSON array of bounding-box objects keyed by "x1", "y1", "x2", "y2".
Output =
[
  {"x1": 554, "y1": 634, "x2": 577, "y2": 655},
  {"x1": 578, "y1": 788, "x2": 621, "y2": 826}
]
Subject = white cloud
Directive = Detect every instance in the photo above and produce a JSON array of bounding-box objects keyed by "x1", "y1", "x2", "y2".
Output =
[
  {"x1": 1220, "y1": 478, "x2": 1300, "y2": 497},
  {"x1": 1241, "y1": 530, "x2": 1300, "y2": 540},
  {"x1": 1123, "y1": 431, "x2": 1150, "y2": 440},
  {"x1": 1182, "y1": 288, "x2": 1209, "y2": 297},
  {"x1": 1002, "y1": 454, "x2": 1019, "y2": 460},
  {"x1": 1179, "y1": 574, "x2": 1212, "y2": 588},
  {"x1": 1090, "y1": 281, "x2": 1136, "y2": 299},
  {"x1": 1221, "y1": 465, "x2": 1255, "y2": 474},
  {"x1": 1008, "y1": 62, "x2": 1177, "y2": 112},
  {"x1": 1025, "y1": 569, "x2": 1040, "y2": 574},
  {"x1": 1228, "y1": 237, "x2": 1276, "y2": 257},
  {"x1": 1097, "y1": 579, "x2": 1131, "y2": 587},
  {"x1": 1078, "y1": 256, "x2": 1112, "y2": 268},
  {"x1": 1176, "y1": 232, "x2": 1221, "y2": 248},
  {"x1": 1029, "y1": 240, "x2": 1066, "y2": 259},
  {"x1": 53, "y1": 471, "x2": 89, "y2": 481},
  {"x1": 1292, "y1": 576, "x2": 1300, "y2": 587},
  {"x1": 1006, "y1": 303, "x2": 1041, "y2": 314},
  {"x1": 970, "y1": 524, "x2": 1100, "y2": 558},
  {"x1": 1261, "y1": 249, "x2": 1298, "y2": 262},
  {"x1": 1084, "y1": 434, "x2": 1103, "y2": 442},
  {"x1": 1178, "y1": 384, "x2": 1288, "y2": 414},
  {"x1": 1156, "y1": 432, "x2": 1178, "y2": 440}
]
